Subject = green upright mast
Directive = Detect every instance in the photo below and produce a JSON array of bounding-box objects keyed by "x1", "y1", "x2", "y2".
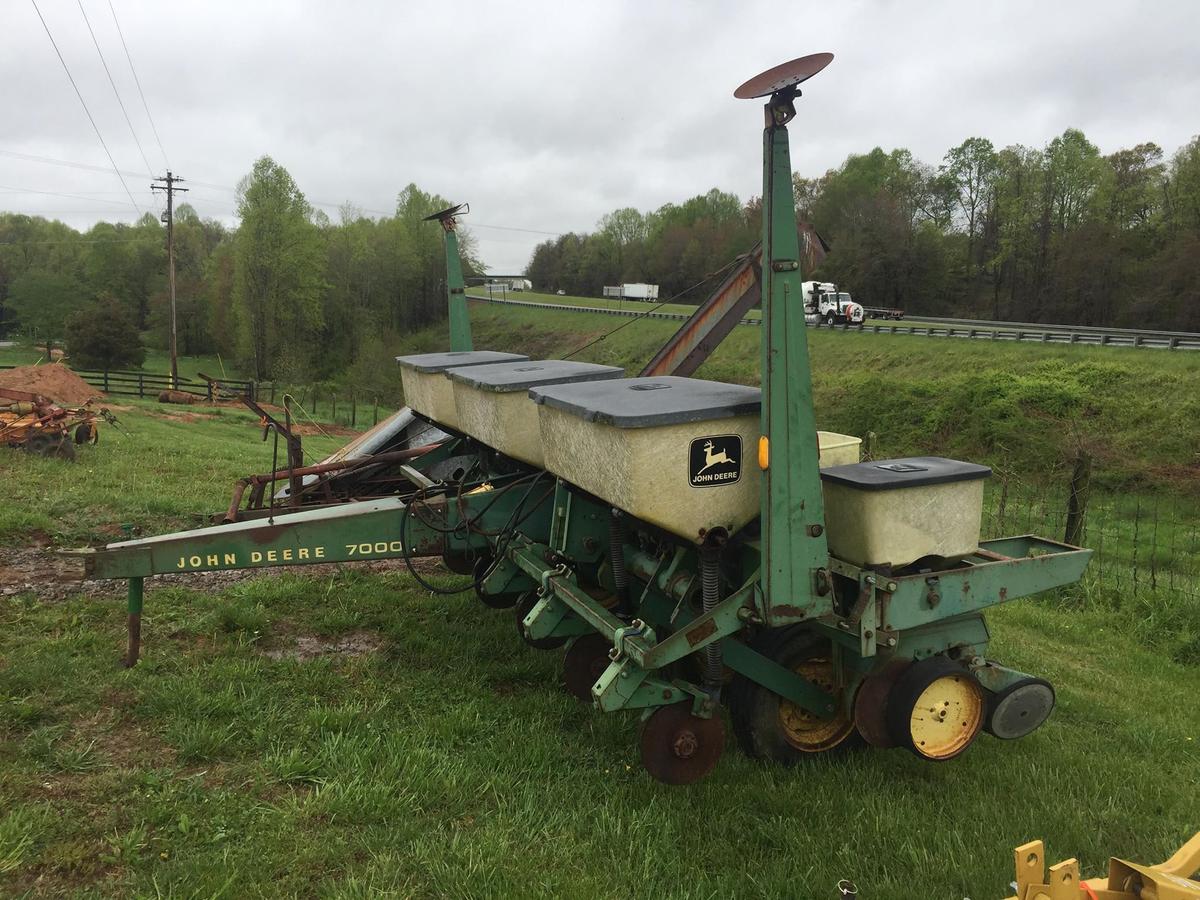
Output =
[
  {"x1": 425, "y1": 202, "x2": 473, "y2": 352},
  {"x1": 741, "y1": 55, "x2": 834, "y2": 624}
]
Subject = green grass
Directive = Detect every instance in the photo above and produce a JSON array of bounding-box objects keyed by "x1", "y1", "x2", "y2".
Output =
[
  {"x1": 465, "y1": 288, "x2": 739, "y2": 320},
  {"x1": 0, "y1": 400, "x2": 349, "y2": 546},
  {"x1": 0, "y1": 341, "x2": 239, "y2": 385},
  {"x1": 3, "y1": 306, "x2": 1200, "y2": 896},
  {"x1": 1, "y1": 568, "x2": 1197, "y2": 898},
  {"x1": 449, "y1": 302, "x2": 1200, "y2": 495}
]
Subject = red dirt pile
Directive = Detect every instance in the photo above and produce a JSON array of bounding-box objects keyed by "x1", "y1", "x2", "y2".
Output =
[{"x1": 0, "y1": 363, "x2": 104, "y2": 405}]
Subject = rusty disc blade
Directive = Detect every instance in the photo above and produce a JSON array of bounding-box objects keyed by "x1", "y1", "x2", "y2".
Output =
[
  {"x1": 734, "y1": 53, "x2": 834, "y2": 99},
  {"x1": 853, "y1": 670, "x2": 901, "y2": 749},
  {"x1": 562, "y1": 633, "x2": 612, "y2": 701},
  {"x1": 422, "y1": 201, "x2": 468, "y2": 222},
  {"x1": 639, "y1": 702, "x2": 725, "y2": 785}
]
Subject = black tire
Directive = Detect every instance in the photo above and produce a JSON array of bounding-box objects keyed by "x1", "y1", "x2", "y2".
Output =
[
  {"x1": 728, "y1": 626, "x2": 861, "y2": 764},
  {"x1": 824, "y1": 312, "x2": 836, "y2": 327},
  {"x1": 442, "y1": 549, "x2": 479, "y2": 575}
]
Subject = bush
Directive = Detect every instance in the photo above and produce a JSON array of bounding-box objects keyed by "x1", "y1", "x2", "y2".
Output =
[{"x1": 64, "y1": 299, "x2": 145, "y2": 369}]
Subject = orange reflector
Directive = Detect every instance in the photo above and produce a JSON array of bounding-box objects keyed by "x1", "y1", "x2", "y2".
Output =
[{"x1": 758, "y1": 436, "x2": 769, "y2": 470}]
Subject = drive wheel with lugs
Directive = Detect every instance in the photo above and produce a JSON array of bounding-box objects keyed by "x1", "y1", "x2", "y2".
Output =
[{"x1": 728, "y1": 626, "x2": 860, "y2": 764}]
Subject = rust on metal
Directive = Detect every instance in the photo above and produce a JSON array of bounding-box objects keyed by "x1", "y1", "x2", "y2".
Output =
[
  {"x1": 223, "y1": 443, "x2": 442, "y2": 522},
  {"x1": 639, "y1": 221, "x2": 828, "y2": 379},
  {"x1": 733, "y1": 52, "x2": 835, "y2": 99},
  {"x1": 640, "y1": 252, "x2": 762, "y2": 377},
  {"x1": 684, "y1": 618, "x2": 718, "y2": 647},
  {"x1": 639, "y1": 701, "x2": 725, "y2": 785},
  {"x1": 125, "y1": 613, "x2": 141, "y2": 668}
]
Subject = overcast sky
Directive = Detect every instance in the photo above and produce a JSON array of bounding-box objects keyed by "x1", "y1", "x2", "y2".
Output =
[{"x1": 3, "y1": 0, "x2": 1198, "y2": 272}]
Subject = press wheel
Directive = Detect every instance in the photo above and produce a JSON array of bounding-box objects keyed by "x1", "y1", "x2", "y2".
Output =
[
  {"x1": 639, "y1": 701, "x2": 725, "y2": 785},
  {"x1": 887, "y1": 655, "x2": 984, "y2": 761},
  {"x1": 562, "y1": 633, "x2": 612, "y2": 701},
  {"x1": 513, "y1": 592, "x2": 567, "y2": 650},
  {"x1": 728, "y1": 626, "x2": 859, "y2": 764}
]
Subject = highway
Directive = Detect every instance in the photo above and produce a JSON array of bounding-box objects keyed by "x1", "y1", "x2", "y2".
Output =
[{"x1": 467, "y1": 293, "x2": 1200, "y2": 351}]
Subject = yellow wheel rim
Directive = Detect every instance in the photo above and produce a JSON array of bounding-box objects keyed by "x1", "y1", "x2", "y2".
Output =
[
  {"x1": 778, "y1": 657, "x2": 855, "y2": 752},
  {"x1": 909, "y1": 673, "x2": 984, "y2": 759}
]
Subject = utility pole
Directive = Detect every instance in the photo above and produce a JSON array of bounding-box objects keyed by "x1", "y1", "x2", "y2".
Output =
[{"x1": 151, "y1": 171, "x2": 187, "y2": 387}]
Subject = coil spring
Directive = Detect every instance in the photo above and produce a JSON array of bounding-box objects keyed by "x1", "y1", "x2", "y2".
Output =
[
  {"x1": 700, "y1": 545, "x2": 723, "y2": 686},
  {"x1": 609, "y1": 511, "x2": 628, "y2": 610}
]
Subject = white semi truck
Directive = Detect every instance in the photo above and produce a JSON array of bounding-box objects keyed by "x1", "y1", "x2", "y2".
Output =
[
  {"x1": 800, "y1": 281, "x2": 864, "y2": 326},
  {"x1": 602, "y1": 283, "x2": 660, "y2": 301}
]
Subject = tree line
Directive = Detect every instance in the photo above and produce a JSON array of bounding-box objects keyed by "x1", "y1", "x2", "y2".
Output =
[
  {"x1": 3, "y1": 128, "x2": 1198, "y2": 382},
  {"x1": 0, "y1": 157, "x2": 477, "y2": 392},
  {"x1": 529, "y1": 129, "x2": 1200, "y2": 330}
]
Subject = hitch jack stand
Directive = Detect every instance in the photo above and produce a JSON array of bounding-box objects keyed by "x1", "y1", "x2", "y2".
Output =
[{"x1": 125, "y1": 577, "x2": 143, "y2": 668}]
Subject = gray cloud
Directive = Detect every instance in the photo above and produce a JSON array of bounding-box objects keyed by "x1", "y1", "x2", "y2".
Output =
[{"x1": 3, "y1": 0, "x2": 1197, "y2": 271}]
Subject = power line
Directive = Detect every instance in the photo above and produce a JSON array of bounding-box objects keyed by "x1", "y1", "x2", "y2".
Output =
[
  {"x1": 0, "y1": 183, "x2": 144, "y2": 207},
  {"x1": 76, "y1": 0, "x2": 153, "y2": 175},
  {"x1": 472, "y1": 222, "x2": 564, "y2": 236},
  {"x1": 0, "y1": 148, "x2": 143, "y2": 180},
  {"x1": 28, "y1": 0, "x2": 142, "y2": 216},
  {"x1": 105, "y1": 0, "x2": 168, "y2": 169},
  {"x1": 0, "y1": 237, "x2": 158, "y2": 246},
  {"x1": 1, "y1": 148, "x2": 567, "y2": 235}
]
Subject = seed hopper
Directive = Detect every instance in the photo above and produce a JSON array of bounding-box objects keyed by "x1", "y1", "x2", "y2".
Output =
[{"x1": 80, "y1": 54, "x2": 1092, "y2": 784}]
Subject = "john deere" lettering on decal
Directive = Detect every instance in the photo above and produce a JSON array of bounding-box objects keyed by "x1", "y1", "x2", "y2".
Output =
[{"x1": 689, "y1": 435, "x2": 741, "y2": 487}]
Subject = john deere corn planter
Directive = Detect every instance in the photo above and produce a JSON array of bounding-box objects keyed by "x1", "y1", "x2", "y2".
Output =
[{"x1": 82, "y1": 54, "x2": 1091, "y2": 784}]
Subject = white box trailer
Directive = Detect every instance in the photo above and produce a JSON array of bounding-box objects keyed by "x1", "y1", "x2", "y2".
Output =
[
  {"x1": 621, "y1": 283, "x2": 659, "y2": 301},
  {"x1": 603, "y1": 284, "x2": 660, "y2": 301}
]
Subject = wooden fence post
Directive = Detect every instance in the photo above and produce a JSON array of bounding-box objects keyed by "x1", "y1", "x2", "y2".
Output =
[
  {"x1": 1064, "y1": 451, "x2": 1092, "y2": 547},
  {"x1": 373, "y1": 396, "x2": 379, "y2": 426},
  {"x1": 332, "y1": 394, "x2": 338, "y2": 422},
  {"x1": 138, "y1": 372, "x2": 144, "y2": 398},
  {"x1": 351, "y1": 392, "x2": 357, "y2": 427}
]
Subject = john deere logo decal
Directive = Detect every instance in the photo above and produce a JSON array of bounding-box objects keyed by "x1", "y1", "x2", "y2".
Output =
[{"x1": 689, "y1": 435, "x2": 741, "y2": 487}]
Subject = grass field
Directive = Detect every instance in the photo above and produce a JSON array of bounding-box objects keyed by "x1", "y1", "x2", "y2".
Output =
[
  {"x1": 451, "y1": 301, "x2": 1200, "y2": 496},
  {"x1": 0, "y1": 400, "x2": 350, "y2": 546},
  {"x1": 3, "y1": 308, "x2": 1199, "y2": 897},
  {"x1": 465, "y1": 288, "x2": 755, "y2": 321}
]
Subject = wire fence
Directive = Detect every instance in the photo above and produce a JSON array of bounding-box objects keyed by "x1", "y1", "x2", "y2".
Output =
[{"x1": 981, "y1": 464, "x2": 1200, "y2": 604}]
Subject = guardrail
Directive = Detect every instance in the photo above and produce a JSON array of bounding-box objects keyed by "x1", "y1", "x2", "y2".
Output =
[{"x1": 467, "y1": 294, "x2": 1200, "y2": 350}]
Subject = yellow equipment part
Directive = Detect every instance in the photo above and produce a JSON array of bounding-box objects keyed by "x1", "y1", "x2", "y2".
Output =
[{"x1": 1007, "y1": 832, "x2": 1200, "y2": 899}]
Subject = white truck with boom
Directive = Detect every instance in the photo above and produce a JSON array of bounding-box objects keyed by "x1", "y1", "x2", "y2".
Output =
[{"x1": 801, "y1": 280, "x2": 864, "y2": 326}]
